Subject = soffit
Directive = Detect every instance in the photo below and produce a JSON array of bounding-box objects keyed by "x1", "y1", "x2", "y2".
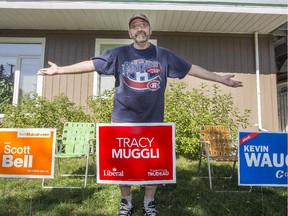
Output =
[{"x1": 0, "y1": 1, "x2": 287, "y2": 34}]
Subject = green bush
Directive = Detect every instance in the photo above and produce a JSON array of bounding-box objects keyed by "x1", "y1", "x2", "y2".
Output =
[
  {"x1": 87, "y1": 83, "x2": 250, "y2": 159},
  {"x1": 1, "y1": 83, "x2": 250, "y2": 159},
  {"x1": 87, "y1": 89, "x2": 114, "y2": 123},
  {"x1": 164, "y1": 83, "x2": 251, "y2": 159},
  {"x1": 1, "y1": 93, "x2": 91, "y2": 136}
]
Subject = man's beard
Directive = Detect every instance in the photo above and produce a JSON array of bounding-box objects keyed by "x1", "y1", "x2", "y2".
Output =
[{"x1": 132, "y1": 32, "x2": 149, "y2": 44}]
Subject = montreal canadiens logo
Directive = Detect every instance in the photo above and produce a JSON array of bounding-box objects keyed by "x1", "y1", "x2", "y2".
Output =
[{"x1": 122, "y1": 59, "x2": 162, "y2": 91}]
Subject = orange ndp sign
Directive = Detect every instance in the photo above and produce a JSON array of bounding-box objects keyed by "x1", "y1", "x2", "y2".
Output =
[{"x1": 0, "y1": 128, "x2": 56, "y2": 178}]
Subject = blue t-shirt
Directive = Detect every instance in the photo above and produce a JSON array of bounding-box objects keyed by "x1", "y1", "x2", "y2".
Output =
[{"x1": 92, "y1": 43, "x2": 191, "y2": 123}]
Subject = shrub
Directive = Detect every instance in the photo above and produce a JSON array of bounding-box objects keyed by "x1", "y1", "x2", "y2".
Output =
[
  {"x1": 87, "y1": 89, "x2": 114, "y2": 123},
  {"x1": 1, "y1": 83, "x2": 250, "y2": 159},
  {"x1": 1, "y1": 93, "x2": 91, "y2": 136},
  {"x1": 86, "y1": 83, "x2": 250, "y2": 159},
  {"x1": 164, "y1": 83, "x2": 251, "y2": 159}
]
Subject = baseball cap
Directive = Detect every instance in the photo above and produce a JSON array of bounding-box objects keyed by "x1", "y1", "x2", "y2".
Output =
[{"x1": 129, "y1": 13, "x2": 150, "y2": 27}]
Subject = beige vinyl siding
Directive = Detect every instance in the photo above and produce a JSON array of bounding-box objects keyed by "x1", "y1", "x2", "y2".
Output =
[
  {"x1": 157, "y1": 32, "x2": 277, "y2": 131},
  {"x1": 42, "y1": 34, "x2": 96, "y2": 107},
  {"x1": 157, "y1": 33, "x2": 258, "y2": 73},
  {"x1": 0, "y1": 30, "x2": 278, "y2": 131}
]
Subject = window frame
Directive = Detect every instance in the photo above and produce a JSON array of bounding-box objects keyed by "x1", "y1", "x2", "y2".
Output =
[
  {"x1": 0, "y1": 37, "x2": 46, "y2": 118},
  {"x1": 93, "y1": 38, "x2": 157, "y2": 96}
]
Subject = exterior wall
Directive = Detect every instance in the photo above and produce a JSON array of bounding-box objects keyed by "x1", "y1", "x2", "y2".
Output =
[
  {"x1": 43, "y1": 33, "x2": 96, "y2": 108},
  {"x1": 156, "y1": 32, "x2": 278, "y2": 131},
  {"x1": 0, "y1": 30, "x2": 279, "y2": 131}
]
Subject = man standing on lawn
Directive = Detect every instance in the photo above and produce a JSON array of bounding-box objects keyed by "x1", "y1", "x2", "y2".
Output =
[{"x1": 38, "y1": 13, "x2": 243, "y2": 216}]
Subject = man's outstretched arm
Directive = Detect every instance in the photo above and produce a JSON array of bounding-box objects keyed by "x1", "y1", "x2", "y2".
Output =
[
  {"x1": 188, "y1": 65, "x2": 243, "y2": 88},
  {"x1": 37, "y1": 60, "x2": 95, "y2": 76}
]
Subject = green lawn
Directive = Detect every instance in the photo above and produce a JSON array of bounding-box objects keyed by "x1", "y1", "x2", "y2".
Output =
[{"x1": 0, "y1": 157, "x2": 287, "y2": 216}]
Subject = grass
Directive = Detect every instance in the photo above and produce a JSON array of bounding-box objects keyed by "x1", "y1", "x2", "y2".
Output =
[{"x1": 0, "y1": 156, "x2": 287, "y2": 216}]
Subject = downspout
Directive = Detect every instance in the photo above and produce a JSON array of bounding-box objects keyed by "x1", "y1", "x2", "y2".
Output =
[{"x1": 254, "y1": 31, "x2": 268, "y2": 131}]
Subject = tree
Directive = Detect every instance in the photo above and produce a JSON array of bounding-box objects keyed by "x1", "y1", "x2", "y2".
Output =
[{"x1": 0, "y1": 64, "x2": 14, "y2": 113}]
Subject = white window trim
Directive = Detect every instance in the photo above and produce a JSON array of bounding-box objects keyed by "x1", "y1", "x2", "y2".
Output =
[
  {"x1": 0, "y1": 37, "x2": 46, "y2": 118},
  {"x1": 93, "y1": 38, "x2": 157, "y2": 96},
  {"x1": 0, "y1": 37, "x2": 46, "y2": 96}
]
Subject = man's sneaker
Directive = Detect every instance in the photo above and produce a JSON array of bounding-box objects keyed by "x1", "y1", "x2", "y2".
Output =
[
  {"x1": 143, "y1": 201, "x2": 158, "y2": 216},
  {"x1": 118, "y1": 198, "x2": 134, "y2": 216}
]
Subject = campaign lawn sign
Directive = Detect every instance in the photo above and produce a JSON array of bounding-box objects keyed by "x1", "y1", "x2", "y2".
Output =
[
  {"x1": 238, "y1": 131, "x2": 288, "y2": 186},
  {"x1": 0, "y1": 128, "x2": 56, "y2": 178},
  {"x1": 96, "y1": 123, "x2": 176, "y2": 185}
]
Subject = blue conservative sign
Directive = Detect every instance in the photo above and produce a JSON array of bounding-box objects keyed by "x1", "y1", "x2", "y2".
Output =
[{"x1": 238, "y1": 131, "x2": 288, "y2": 187}]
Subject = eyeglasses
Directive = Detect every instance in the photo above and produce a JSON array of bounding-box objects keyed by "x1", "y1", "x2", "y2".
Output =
[{"x1": 129, "y1": 23, "x2": 149, "y2": 30}]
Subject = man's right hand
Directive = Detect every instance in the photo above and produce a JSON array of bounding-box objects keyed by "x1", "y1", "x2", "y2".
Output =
[{"x1": 37, "y1": 61, "x2": 59, "y2": 76}]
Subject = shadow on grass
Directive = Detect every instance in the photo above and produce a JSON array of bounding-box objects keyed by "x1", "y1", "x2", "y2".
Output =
[
  {"x1": 152, "y1": 160, "x2": 287, "y2": 216},
  {"x1": 0, "y1": 159, "x2": 287, "y2": 216}
]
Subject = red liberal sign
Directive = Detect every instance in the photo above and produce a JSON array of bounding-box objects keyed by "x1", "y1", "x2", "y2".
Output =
[{"x1": 96, "y1": 123, "x2": 176, "y2": 185}]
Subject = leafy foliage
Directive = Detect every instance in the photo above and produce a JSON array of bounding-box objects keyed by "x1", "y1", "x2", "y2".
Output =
[
  {"x1": 164, "y1": 83, "x2": 251, "y2": 159},
  {"x1": 1, "y1": 83, "x2": 250, "y2": 159},
  {"x1": 0, "y1": 64, "x2": 14, "y2": 113},
  {"x1": 87, "y1": 89, "x2": 114, "y2": 123},
  {"x1": 1, "y1": 93, "x2": 91, "y2": 136}
]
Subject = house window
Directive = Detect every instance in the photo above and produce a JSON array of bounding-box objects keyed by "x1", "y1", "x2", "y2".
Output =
[
  {"x1": 277, "y1": 83, "x2": 287, "y2": 132},
  {"x1": 0, "y1": 38, "x2": 45, "y2": 116},
  {"x1": 93, "y1": 39, "x2": 157, "y2": 95}
]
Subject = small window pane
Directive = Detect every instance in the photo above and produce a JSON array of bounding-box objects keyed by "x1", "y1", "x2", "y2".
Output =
[
  {"x1": 0, "y1": 57, "x2": 16, "y2": 113},
  {"x1": 19, "y1": 58, "x2": 40, "y2": 99},
  {"x1": 100, "y1": 44, "x2": 124, "y2": 54},
  {"x1": 0, "y1": 43, "x2": 42, "y2": 55}
]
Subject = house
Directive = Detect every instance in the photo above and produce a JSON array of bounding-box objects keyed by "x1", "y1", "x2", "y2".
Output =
[{"x1": 0, "y1": 0, "x2": 287, "y2": 131}]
